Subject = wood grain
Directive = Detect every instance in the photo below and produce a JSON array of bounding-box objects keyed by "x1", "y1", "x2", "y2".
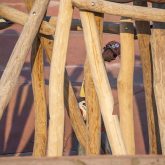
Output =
[
  {"x1": 118, "y1": 18, "x2": 135, "y2": 154},
  {"x1": 72, "y1": 0, "x2": 165, "y2": 22},
  {"x1": 83, "y1": 13, "x2": 104, "y2": 155},
  {"x1": 0, "y1": 156, "x2": 165, "y2": 165},
  {"x1": 24, "y1": 0, "x2": 47, "y2": 157},
  {"x1": 0, "y1": 0, "x2": 50, "y2": 120},
  {"x1": 47, "y1": 0, "x2": 73, "y2": 156},
  {"x1": 80, "y1": 10, "x2": 126, "y2": 155},
  {"x1": 39, "y1": 17, "x2": 87, "y2": 148},
  {"x1": 150, "y1": 3, "x2": 165, "y2": 155},
  {"x1": 0, "y1": 4, "x2": 134, "y2": 36},
  {"x1": 133, "y1": 0, "x2": 160, "y2": 155}
]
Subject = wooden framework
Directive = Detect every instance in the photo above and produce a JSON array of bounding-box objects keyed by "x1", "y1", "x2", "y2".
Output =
[{"x1": 0, "y1": 0, "x2": 165, "y2": 159}]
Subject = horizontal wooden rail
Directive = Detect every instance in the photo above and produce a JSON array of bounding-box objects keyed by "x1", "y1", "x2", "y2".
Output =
[
  {"x1": 109, "y1": 0, "x2": 165, "y2": 3},
  {"x1": 0, "y1": 156, "x2": 165, "y2": 165},
  {"x1": 72, "y1": 0, "x2": 165, "y2": 22}
]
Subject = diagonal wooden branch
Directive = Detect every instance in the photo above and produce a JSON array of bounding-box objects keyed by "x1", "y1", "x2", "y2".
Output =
[
  {"x1": 84, "y1": 13, "x2": 103, "y2": 155},
  {"x1": 0, "y1": 0, "x2": 50, "y2": 120}
]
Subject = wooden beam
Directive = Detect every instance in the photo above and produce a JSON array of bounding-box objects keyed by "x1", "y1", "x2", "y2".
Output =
[
  {"x1": 72, "y1": 0, "x2": 165, "y2": 22},
  {"x1": 133, "y1": 0, "x2": 160, "y2": 154},
  {"x1": 117, "y1": 17, "x2": 135, "y2": 154},
  {"x1": 84, "y1": 13, "x2": 104, "y2": 155},
  {"x1": 0, "y1": 0, "x2": 50, "y2": 120},
  {"x1": 24, "y1": 0, "x2": 47, "y2": 157},
  {"x1": 48, "y1": 0, "x2": 73, "y2": 157},
  {"x1": 0, "y1": 156, "x2": 165, "y2": 165},
  {"x1": 80, "y1": 10, "x2": 126, "y2": 155},
  {"x1": 150, "y1": 3, "x2": 165, "y2": 155}
]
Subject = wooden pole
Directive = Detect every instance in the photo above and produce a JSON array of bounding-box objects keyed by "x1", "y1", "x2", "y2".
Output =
[
  {"x1": 39, "y1": 17, "x2": 87, "y2": 148},
  {"x1": 0, "y1": 0, "x2": 50, "y2": 120},
  {"x1": 84, "y1": 13, "x2": 104, "y2": 155},
  {"x1": 24, "y1": 0, "x2": 47, "y2": 157},
  {"x1": 117, "y1": 18, "x2": 135, "y2": 154},
  {"x1": 72, "y1": 0, "x2": 165, "y2": 22},
  {"x1": 31, "y1": 39, "x2": 47, "y2": 157},
  {"x1": 133, "y1": 0, "x2": 160, "y2": 154},
  {"x1": 80, "y1": 10, "x2": 126, "y2": 155},
  {"x1": 47, "y1": 0, "x2": 73, "y2": 156},
  {"x1": 150, "y1": 3, "x2": 165, "y2": 155}
]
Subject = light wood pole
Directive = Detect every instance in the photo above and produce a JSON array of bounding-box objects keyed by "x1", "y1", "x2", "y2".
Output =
[
  {"x1": 80, "y1": 10, "x2": 126, "y2": 155},
  {"x1": 118, "y1": 17, "x2": 135, "y2": 154},
  {"x1": 151, "y1": 3, "x2": 165, "y2": 155},
  {"x1": 84, "y1": 13, "x2": 104, "y2": 155},
  {"x1": 47, "y1": 0, "x2": 73, "y2": 156},
  {"x1": 0, "y1": 0, "x2": 50, "y2": 120}
]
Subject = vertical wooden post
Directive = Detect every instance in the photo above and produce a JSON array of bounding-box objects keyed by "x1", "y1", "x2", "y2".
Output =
[
  {"x1": 0, "y1": 0, "x2": 50, "y2": 120},
  {"x1": 48, "y1": 0, "x2": 73, "y2": 156},
  {"x1": 24, "y1": 0, "x2": 47, "y2": 157},
  {"x1": 84, "y1": 13, "x2": 103, "y2": 155},
  {"x1": 39, "y1": 25, "x2": 87, "y2": 148},
  {"x1": 31, "y1": 39, "x2": 47, "y2": 157},
  {"x1": 133, "y1": 0, "x2": 160, "y2": 154},
  {"x1": 80, "y1": 10, "x2": 126, "y2": 155},
  {"x1": 151, "y1": 3, "x2": 165, "y2": 155},
  {"x1": 117, "y1": 17, "x2": 135, "y2": 154}
]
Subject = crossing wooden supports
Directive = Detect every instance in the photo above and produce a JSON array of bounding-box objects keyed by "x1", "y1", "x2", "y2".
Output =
[
  {"x1": 48, "y1": 0, "x2": 73, "y2": 157},
  {"x1": 0, "y1": 0, "x2": 50, "y2": 120},
  {"x1": 39, "y1": 16, "x2": 87, "y2": 149},
  {"x1": 80, "y1": 10, "x2": 126, "y2": 155},
  {"x1": 117, "y1": 18, "x2": 135, "y2": 154}
]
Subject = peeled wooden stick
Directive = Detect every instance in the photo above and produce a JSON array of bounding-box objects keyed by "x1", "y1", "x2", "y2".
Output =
[
  {"x1": 24, "y1": 0, "x2": 47, "y2": 157},
  {"x1": 48, "y1": 0, "x2": 73, "y2": 157},
  {"x1": 151, "y1": 3, "x2": 165, "y2": 155},
  {"x1": 39, "y1": 17, "x2": 87, "y2": 148},
  {"x1": 80, "y1": 10, "x2": 126, "y2": 155},
  {"x1": 31, "y1": 39, "x2": 47, "y2": 157},
  {"x1": 72, "y1": 0, "x2": 165, "y2": 22},
  {"x1": 117, "y1": 18, "x2": 135, "y2": 154},
  {"x1": 0, "y1": 0, "x2": 50, "y2": 120},
  {"x1": 133, "y1": 0, "x2": 160, "y2": 154},
  {"x1": 84, "y1": 13, "x2": 104, "y2": 155}
]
